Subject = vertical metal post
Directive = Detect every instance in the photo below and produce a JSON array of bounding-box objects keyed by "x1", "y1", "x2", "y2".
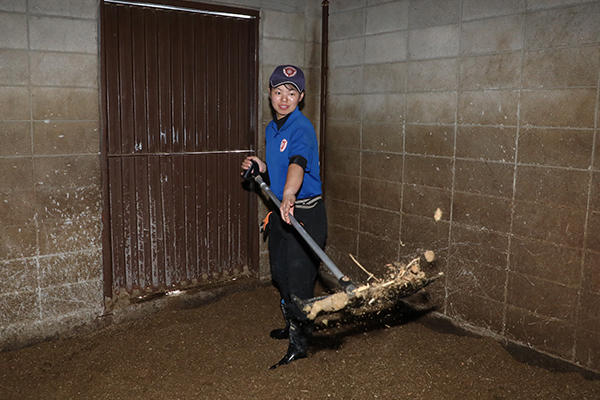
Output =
[{"x1": 319, "y1": 0, "x2": 329, "y2": 188}]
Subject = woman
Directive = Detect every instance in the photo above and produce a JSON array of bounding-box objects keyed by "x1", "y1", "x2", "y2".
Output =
[{"x1": 241, "y1": 65, "x2": 326, "y2": 369}]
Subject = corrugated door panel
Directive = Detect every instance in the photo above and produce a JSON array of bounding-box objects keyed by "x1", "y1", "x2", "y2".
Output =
[{"x1": 101, "y1": 1, "x2": 258, "y2": 300}]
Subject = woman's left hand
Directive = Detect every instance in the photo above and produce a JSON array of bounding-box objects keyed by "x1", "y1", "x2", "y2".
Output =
[{"x1": 280, "y1": 192, "x2": 296, "y2": 224}]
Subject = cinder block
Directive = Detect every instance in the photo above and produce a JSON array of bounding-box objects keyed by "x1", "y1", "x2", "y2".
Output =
[
  {"x1": 522, "y1": 46, "x2": 600, "y2": 89},
  {"x1": 38, "y1": 215, "x2": 101, "y2": 255},
  {"x1": 456, "y1": 126, "x2": 516, "y2": 162},
  {"x1": 407, "y1": 58, "x2": 457, "y2": 92},
  {"x1": 585, "y1": 212, "x2": 600, "y2": 252},
  {"x1": 330, "y1": 7, "x2": 364, "y2": 40},
  {"x1": 365, "y1": 31, "x2": 407, "y2": 63},
  {"x1": 261, "y1": 38, "x2": 304, "y2": 66},
  {"x1": 446, "y1": 294, "x2": 504, "y2": 334},
  {"x1": 363, "y1": 93, "x2": 405, "y2": 122},
  {"x1": 576, "y1": 327, "x2": 600, "y2": 372},
  {"x1": 450, "y1": 224, "x2": 509, "y2": 267},
  {"x1": 461, "y1": 15, "x2": 523, "y2": 55},
  {"x1": 408, "y1": 0, "x2": 460, "y2": 29},
  {"x1": 454, "y1": 159, "x2": 514, "y2": 198},
  {"x1": 28, "y1": 0, "x2": 98, "y2": 19},
  {"x1": 325, "y1": 120, "x2": 360, "y2": 150},
  {"x1": 329, "y1": 37, "x2": 364, "y2": 67},
  {"x1": 29, "y1": 16, "x2": 97, "y2": 53},
  {"x1": 329, "y1": 66, "x2": 363, "y2": 94},
  {"x1": 446, "y1": 260, "x2": 506, "y2": 302},
  {"x1": 326, "y1": 172, "x2": 360, "y2": 203},
  {"x1": 517, "y1": 127, "x2": 593, "y2": 169},
  {"x1": 326, "y1": 147, "x2": 360, "y2": 176},
  {"x1": 0, "y1": 224, "x2": 37, "y2": 260},
  {"x1": 33, "y1": 155, "x2": 100, "y2": 189},
  {"x1": 363, "y1": 62, "x2": 406, "y2": 94},
  {"x1": 362, "y1": 122, "x2": 403, "y2": 152},
  {"x1": 405, "y1": 124, "x2": 454, "y2": 157},
  {"x1": 400, "y1": 213, "x2": 450, "y2": 252},
  {"x1": 510, "y1": 236, "x2": 582, "y2": 287},
  {"x1": 458, "y1": 89, "x2": 519, "y2": 125},
  {"x1": 508, "y1": 273, "x2": 578, "y2": 321},
  {"x1": 408, "y1": 24, "x2": 459, "y2": 60},
  {"x1": 30, "y1": 52, "x2": 98, "y2": 88},
  {"x1": 304, "y1": 39, "x2": 321, "y2": 68},
  {"x1": 403, "y1": 184, "x2": 451, "y2": 221},
  {"x1": 0, "y1": 12, "x2": 27, "y2": 49},
  {"x1": 0, "y1": 50, "x2": 28, "y2": 85},
  {"x1": 259, "y1": 0, "x2": 302, "y2": 13},
  {"x1": 327, "y1": 199, "x2": 359, "y2": 230},
  {"x1": 583, "y1": 251, "x2": 600, "y2": 293},
  {"x1": 33, "y1": 121, "x2": 99, "y2": 155},
  {"x1": 527, "y1": 0, "x2": 591, "y2": 11},
  {"x1": 515, "y1": 165, "x2": 590, "y2": 210},
  {"x1": 304, "y1": 14, "x2": 321, "y2": 43},
  {"x1": 0, "y1": 122, "x2": 31, "y2": 156},
  {"x1": 460, "y1": 52, "x2": 521, "y2": 90},
  {"x1": 0, "y1": 190, "x2": 36, "y2": 227},
  {"x1": 0, "y1": 0, "x2": 26, "y2": 12},
  {"x1": 359, "y1": 204, "x2": 400, "y2": 241},
  {"x1": 38, "y1": 250, "x2": 102, "y2": 288},
  {"x1": 406, "y1": 91, "x2": 457, "y2": 124},
  {"x1": 505, "y1": 305, "x2": 575, "y2": 359},
  {"x1": 0, "y1": 86, "x2": 29, "y2": 120},
  {"x1": 39, "y1": 280, "x2": 102, "y2": 318},
  {"x1": 520, "y1": 88, "x2": 596, "y2": 128},
  {"x1": 366, "y1": 1, "x2": 409, "y2": 34},
  {"x1": 0, "y1": 258, "x2": 37, "y2": 293},
  {"x1": 0, "y1": 291, "x2": 39, "y2": 326},
  {"x1": 262, "y1": 10, "x2": 304, "y2": 40},
  {"x1": 525, "y1": 3, "x2": 600, "y2": 49},
  {"x1": 32, "y1": 87, "x2": 99, "y2": 120},
  {"x1": 360, "y1": 178, "x2": 402, "y2": 210},
  {"x1": 462, "y1": 0, "x2": 524, "y2": 21},
  {"x1": 404, "y1": 154, "x2": 453, "y2": 189},
  {"x1": 36, "y1": 185, "x2": 101, "y2": 224},
  {"x1": 330, "y1": 0, "x2": 365, "y2": 13},
  {"x1": 326, "y1": 93, "x2": 362, "y2": 121},
  {"x1": 512, "y1": 200, "x2": 585, "y2": 247},
  {"x1": 361, "y1": 151, "x2": 403, "y2": 182},
  {"x1": 452, "y1": 191, "x2": 512, "y2": 232}
]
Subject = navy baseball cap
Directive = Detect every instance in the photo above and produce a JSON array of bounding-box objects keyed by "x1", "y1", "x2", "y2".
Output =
[{"x1": 269, "y1": 65, "x2": 305, "y2": 93}]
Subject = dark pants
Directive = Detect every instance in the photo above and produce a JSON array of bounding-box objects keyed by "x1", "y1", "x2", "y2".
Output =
[{"x1": 268, "y1": 199, "x2": 327, "y2": 307}]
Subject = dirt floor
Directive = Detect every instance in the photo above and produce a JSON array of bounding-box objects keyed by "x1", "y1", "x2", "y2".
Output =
[{"x1": 1, "y1": 283, "x2": 599, "y2": 400}]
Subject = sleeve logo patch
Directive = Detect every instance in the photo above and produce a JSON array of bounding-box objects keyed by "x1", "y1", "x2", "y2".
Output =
[
  {"x1": 280, "y1": 139, "x2": 288, "y2": 152},
  {"x1": 283, "y1": 66, "x2": 297, "y2": 78}
]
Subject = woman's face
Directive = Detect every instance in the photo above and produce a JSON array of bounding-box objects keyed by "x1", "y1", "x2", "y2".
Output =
[{"x1": 269, "y1": 84, "x2": 304, "y2": 120}]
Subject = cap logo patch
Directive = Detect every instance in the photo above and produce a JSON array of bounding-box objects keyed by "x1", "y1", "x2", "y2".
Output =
[
  {"x1": 283, "y1": 67, "x2": 297, "y2": 78},
  {"x1": 280, "y1": 139, "x2": 288, "y2": 152}
]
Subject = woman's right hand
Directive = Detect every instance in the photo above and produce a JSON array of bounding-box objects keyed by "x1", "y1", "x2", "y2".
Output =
[{"x1": 241, "y1": 156, "x2": 266, "y2": 175}]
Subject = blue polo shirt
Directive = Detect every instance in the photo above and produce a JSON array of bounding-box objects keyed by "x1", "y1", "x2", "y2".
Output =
[{"x1": 265, "y1": 108, "x2": 322, "y2": 201}]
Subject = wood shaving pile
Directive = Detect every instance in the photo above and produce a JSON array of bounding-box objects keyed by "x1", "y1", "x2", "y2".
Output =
[{"x1": 303, "y1": 257, "x2": 443, "y2": 320}]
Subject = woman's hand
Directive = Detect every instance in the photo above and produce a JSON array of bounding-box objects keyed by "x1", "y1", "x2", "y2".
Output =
[
  {"x1": 280, "y1": 163, "x2": 304, "y2": 224},
  {"x1": 240, "y1": 156, "x2": 266, "y2": 175},
  {"x1": 280, "y1": 191, "x2": 296, "y2": 224}
]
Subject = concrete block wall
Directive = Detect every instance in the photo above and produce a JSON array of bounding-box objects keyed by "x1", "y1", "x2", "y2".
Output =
[
  {"x1": 0, "y1": 0, "x2": 104, "y2": 348},
  {"x1": 324, "y1": 0, "x2": 600, "y2": 372}
]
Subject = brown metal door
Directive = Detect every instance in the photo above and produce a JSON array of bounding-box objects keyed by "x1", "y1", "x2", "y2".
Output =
[{"x1": 100, "y1": 0, "x2": 259, "y2": 304}]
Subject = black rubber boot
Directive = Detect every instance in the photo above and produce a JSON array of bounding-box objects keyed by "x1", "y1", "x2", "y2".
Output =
[
  {"x1": 269, "y1": 319, "x2": 311, "y2": 369},
  {"x1": 269, "y1": 300, "x2": 289, "y2": 340}
]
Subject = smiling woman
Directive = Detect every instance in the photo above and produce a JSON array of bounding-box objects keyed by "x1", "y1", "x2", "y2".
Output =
[{"x1": 241, "y1": 64, "x2": 326, "y2": 369}]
